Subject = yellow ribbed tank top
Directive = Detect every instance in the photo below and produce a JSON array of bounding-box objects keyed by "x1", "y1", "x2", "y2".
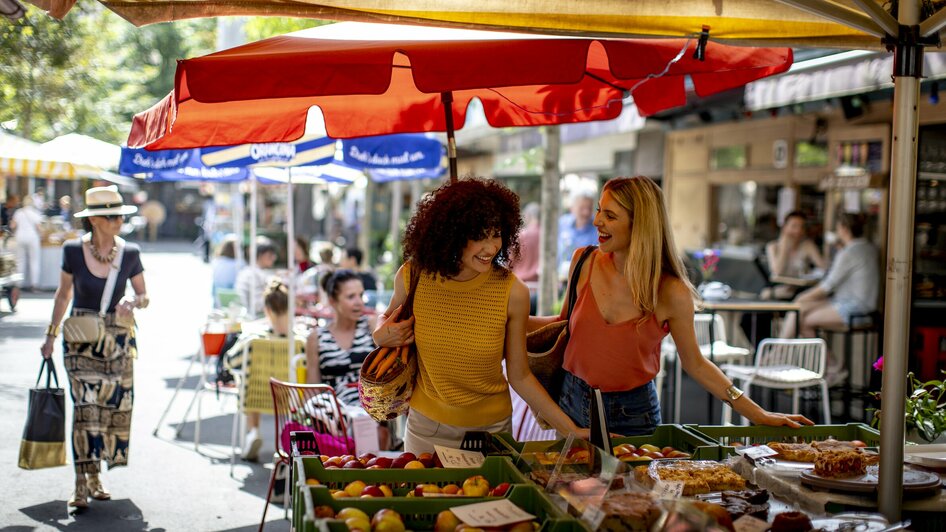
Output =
[{"x1": 408, "y1": 265, "x2": 513, "y2": 427}]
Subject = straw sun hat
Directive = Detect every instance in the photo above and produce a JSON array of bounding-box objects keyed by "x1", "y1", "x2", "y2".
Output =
[{"x1": 73, "y1": 185, "x2": 138, "y2": 218}]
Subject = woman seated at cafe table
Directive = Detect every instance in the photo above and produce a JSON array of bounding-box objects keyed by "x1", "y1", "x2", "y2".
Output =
[
  {"x1": 528, "y1": 176, "x2": 814, "y2": 435},
  {"x1": 763, "y1": 210, "x2": 826, "y2": 300}
]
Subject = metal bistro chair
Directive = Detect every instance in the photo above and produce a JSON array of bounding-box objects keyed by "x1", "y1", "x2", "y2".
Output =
[
  {"x1": 260, "y1": 379, "x2": 354, "y2": 531},
  {"x1": 671, "y1": 313, "x2": 752, "y2": 423},
  {"x1": 720, "y1": 337, "x2": 831, "y2": 425}
]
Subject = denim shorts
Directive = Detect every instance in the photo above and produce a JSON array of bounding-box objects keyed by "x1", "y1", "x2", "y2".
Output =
[
  {"x1": 832, "y1": 298, "x2": 872, "y2": 325},
  {"x1": 558, "y1": 371, "x2": 661, "y2": 436}
]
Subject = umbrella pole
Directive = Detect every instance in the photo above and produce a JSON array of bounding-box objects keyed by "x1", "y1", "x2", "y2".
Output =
[
  {"x1": 441, "y1": 91, "x2": 458, "y2": 183},
  {"x1": 249, "y1": 172, "x2": 258, "y2": 317},
  {"x1": 286, "y1": 168, "x2": 296, "y2": 382},
  {"x1": 878, "y1": 0, "x2": 922, "y2": 521}
]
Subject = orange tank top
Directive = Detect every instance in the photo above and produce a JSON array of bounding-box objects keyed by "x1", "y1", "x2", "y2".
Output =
[{"x1": 562, "y1": 255, "x2": 669, "y2": 392}]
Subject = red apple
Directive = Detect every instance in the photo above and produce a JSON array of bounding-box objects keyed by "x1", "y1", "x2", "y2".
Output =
[
  {"x1": 397, "y1": 452, "x2": 417, "y2": 462},
  {"x1": 365, "y1": 456, "x2": 393, "y2": 469},
  {"x1": 361, "y1": 485, "x2": 385, "y2": 497},
  {"x1": 419, "y1": 456, "x2": 436, "y2": 468},
  {"x1": 661, "y1": 446, "x2": 675, "y2": 456},
  {"x1": 358, "y1": 452, "x2": 377, "y2": 463},
  {"x1": 489, "y1": 482, "x2": 510, "y2": 497},
  {"x1": 433, "y1": 454, "x2": 444, "y2": 468},
  {"x1": 343, "y1": 459, "x2": 366, "y2": 469}
]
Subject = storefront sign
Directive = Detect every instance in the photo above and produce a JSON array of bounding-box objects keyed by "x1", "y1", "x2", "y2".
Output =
[{"x1": 819, "y1": 173, "x2": 873, "y2": 189}]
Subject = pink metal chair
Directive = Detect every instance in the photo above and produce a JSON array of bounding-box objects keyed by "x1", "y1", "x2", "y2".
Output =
[{"x1": 260, "y1": 378, "x2": 354, "y2": 531}]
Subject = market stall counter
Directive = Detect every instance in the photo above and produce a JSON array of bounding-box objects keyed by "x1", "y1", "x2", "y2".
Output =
[{"x1": 289, "y1": 424, "x2": 932, "y2": 531}]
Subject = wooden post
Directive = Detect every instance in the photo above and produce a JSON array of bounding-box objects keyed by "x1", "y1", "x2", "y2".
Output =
[{"x1": 538, "y1": 126, "x2": 561, "y2": 315}]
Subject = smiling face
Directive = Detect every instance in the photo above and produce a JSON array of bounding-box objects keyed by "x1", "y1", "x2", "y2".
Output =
[
  {"x1": 457, "y1": 229, "x2": 502, "y2": 280},
  {"x1": 593, "y1": 190, "x2": 633, "y2": 253},
  {"x1": 330, "y1": 278, "x2": 365, "y2": 321}
]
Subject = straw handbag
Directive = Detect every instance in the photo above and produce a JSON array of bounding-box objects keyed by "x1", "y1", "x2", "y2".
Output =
[
  {"x1": 526, "y1": 246, "x2": 595, "y2": 428},
  {"x1": 359, "y1": 264, "x2": 421, "y2": 422}
]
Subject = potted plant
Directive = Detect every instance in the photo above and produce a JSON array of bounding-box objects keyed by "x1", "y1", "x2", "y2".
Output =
[{"x1": 871, "y1": 363, "x2": 946, "y2": 443}]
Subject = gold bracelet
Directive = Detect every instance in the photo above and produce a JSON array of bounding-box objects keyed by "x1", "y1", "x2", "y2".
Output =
[{"x1": 45, "y1": 324, "x2": 61, "y2": 337}]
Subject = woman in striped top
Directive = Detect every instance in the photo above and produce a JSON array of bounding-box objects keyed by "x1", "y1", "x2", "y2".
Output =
[{"x1": 305, "y1": 269, "x2": 376, "y2": 406}]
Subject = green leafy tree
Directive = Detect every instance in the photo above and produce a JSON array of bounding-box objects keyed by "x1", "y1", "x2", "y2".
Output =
[{"x1": 244, "y1": 17, "x2": 331, "y2": 41}]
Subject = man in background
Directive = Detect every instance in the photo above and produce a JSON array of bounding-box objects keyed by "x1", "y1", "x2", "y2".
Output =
[
  {"x1": 512, "y1": 202, "x2": 540, "y2": 314},
  {"x1": 340, "y1": 247, "x2": 377, "y2": 291},
  {"x1": 558, "y1": 191, "x2": 598, "y2": 282}
]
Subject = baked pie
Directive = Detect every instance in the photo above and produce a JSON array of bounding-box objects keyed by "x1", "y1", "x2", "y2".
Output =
[
  {"x1": 767, "y1": 442, "x2": 820, "y2": 462},
  {"x1": 599, "y1": 492, "x2": 662, "y2": 531},
  {"x1": 813, "y1": 450, "x2": 866, "y2": 478}
]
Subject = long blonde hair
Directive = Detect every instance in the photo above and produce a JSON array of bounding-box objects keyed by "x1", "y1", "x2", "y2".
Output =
[{"x1": 602, "y1": 176, "x2": 698, "y2": 317}]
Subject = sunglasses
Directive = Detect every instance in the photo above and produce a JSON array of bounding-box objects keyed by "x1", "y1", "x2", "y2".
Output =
[{"x1": 99, "y1": 214, "x2": 125, "y2": 221}]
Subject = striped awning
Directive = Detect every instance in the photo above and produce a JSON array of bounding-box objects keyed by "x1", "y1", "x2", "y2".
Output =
[
  {"x1": 0, "y1": 155, "x2": 104, "y2": 180},
  {"x1": 26, "y1": 0, "x2": 883, "y2": 48}
]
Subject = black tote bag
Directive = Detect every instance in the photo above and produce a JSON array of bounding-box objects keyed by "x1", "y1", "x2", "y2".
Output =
[{"x1": 18, "y1": 358, "x2": 67, "y2": 470}]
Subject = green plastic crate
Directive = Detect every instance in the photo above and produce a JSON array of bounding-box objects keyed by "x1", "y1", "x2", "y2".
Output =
[
  {"x1": 296, "y1": 455, "x2": 530, "y2": 495},
  {"x1": 683, "y1": 423, "x2": 881, "y2": 457},
  {"x1": 302, "y1": 484, "x2": 581, "y2": 532},
  {"x1": 494, "y1": 424, "x2": 721, "y2": 467}
]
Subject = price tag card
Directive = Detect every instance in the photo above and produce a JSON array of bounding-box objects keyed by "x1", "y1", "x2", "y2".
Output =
[
  {"x1": 733, "y1": 515, "x2": 771, "y2": 532},
  {"x1": 451, "y1": 499, "x2": 535, "y2": 528},
  {"x1": 435, "y1": 445, "x2": 486, "y2": 469},
  {"x1": 652, "y1": 479, "x2": 684, "y2": 499},
  {"x1": 738, "y1": 444, "x2": 779, "y2": 461}
]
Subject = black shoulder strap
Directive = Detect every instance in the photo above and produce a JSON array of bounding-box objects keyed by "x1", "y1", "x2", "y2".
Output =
[{"x1": 565, "y1": 245, "x2": 597, "y2": 323}]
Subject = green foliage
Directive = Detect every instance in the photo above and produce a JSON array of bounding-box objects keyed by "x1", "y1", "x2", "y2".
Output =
[
  {"x1": 0, "y1": 6, "x2": 215, "y2": 145},
  {"x1": 871, "y1": 371, "x2": 946, "y2": 443},
  {"x1": 244, "y1": 18, "x2": 331, "y2": 41}
]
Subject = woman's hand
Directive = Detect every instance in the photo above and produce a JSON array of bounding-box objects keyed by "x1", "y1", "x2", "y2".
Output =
[
  {"x1": 40, "y1": 336, "x2": 54, "y2": 359},
  {"x1": 749, "y1": 409, "x2": 814, "y2": 428},
  {"x1": 373, "y1": 304, "x2": 415, "y2": 347},
  {"x1": 117, "y1": 296, "x2": 136, "y2": 322}
]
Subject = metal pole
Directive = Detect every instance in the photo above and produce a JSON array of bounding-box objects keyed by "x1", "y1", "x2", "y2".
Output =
[
  {"x1": 232, "y1": 183, "x2": 244, "y2": 265},
  {"x1": 286, "y1": 168, "x2": 296, "y2": 382},
  {"x1": 879, "y1": 0, "x2": 921, "y2": 521},
  {"x1": 538, "y1": 126, "x2": 561, "y2": 315},
  {"x1": 249, "y1": 172, "x2": 258, "y2": 318},
  {"x1": 441, "y1": 92, "x2": 458, "y2": 183}
]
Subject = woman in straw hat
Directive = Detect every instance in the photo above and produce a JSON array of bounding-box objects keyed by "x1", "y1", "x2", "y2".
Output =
[{"x1": 39, "y1": 185, "x2": 148, "y2": 510}]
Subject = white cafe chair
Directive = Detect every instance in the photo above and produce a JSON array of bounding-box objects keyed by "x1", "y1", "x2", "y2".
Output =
[
  {"x1": 720, "y1": 337, "x2": 831, "y2": 425},
  {"x1": 670, "y1": 313, "x2": 752, "y2": 423}
]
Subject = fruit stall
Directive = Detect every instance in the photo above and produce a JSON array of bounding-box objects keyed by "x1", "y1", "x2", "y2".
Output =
[{"x1": 289, "y1": 424, "x2": 944, "y2": 531}]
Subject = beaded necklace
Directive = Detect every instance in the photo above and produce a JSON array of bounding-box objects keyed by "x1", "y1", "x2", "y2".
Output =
[{"x1": 88, "y1": 241, "x2": 118, "y2": 264}]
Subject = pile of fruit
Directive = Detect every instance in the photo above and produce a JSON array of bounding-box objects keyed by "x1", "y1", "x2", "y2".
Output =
[
  {"x1": 433, "y1": 510, "x2": 537, "y2": 532},
  {"x1": 315, "y1": 476, "x2": 511, "y2": 498},
  {"x1": 612, "y1": 443, "x2": 691, "y2": 462},
  {"x1": 321, "y1": 451, "x2": 442, "y2": 469},
  {"x1": 521, "y1": 447, "x2": 591, "y2": 465},
  {"x1": 312, "y1": 507, "x2": 406, "y2": 532}
]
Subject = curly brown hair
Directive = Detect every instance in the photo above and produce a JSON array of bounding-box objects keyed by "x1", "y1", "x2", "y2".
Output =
[{"x1": 402, "y1": 177, "x2": 522, "y2": 279}]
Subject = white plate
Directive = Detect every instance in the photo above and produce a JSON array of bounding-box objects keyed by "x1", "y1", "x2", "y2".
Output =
[{"x1": 903, "y1": 444, "x2": 946, "y2": 468}]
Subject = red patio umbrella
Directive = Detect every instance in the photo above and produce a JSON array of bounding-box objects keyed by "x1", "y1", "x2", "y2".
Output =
[{"x1": 129, "y1": 22, "x2": 792, "y2": 180}]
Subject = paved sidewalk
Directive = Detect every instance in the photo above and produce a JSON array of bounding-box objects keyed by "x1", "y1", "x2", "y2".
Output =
[{"x1": 0, "y1": 241, "x2": 290, "y2": 532}]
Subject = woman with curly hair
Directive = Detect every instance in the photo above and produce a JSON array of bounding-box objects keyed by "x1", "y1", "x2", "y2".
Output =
[
  {"x1": 374, "y1": 178, "x2": 587, "y2": 452},
  {"x1": 529, "y1": 176, "x2": 813, "y2": 435}
]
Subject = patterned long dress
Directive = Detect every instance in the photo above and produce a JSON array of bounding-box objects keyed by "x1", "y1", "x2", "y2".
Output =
[
  {"x1": 316, "y1": 315, "x2": 375, "y2": 406},
  {"x1": 61, "y1": 239, "x2": 143, "y2": 474}
]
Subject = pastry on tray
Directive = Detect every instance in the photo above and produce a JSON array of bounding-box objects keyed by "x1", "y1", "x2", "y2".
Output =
[
  {"x1": 634, "y1": 460, "x2": 746, "y2": 495},
  {"x1": 813, "y1": 450, "x2": 866, "y2": 478},
  {"x1": 599, "y1": 492, "x2": 662, "y2": 531},
  {"x1": 767, "y1": 442, "x2": 820, "y2": 462}
]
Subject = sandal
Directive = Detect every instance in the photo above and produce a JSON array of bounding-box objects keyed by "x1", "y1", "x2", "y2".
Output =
[
  {"x1": 86, "y1": 473, "x2": 112, "y2": 501},
  {"x1": 68, "y1": 478, "x2": 90, "y2": 509}
]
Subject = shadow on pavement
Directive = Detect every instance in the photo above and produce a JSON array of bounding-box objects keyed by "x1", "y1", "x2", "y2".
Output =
[
  {"x1": 163, "y1": 374, "x2": 203, "y2": 390},
  {"x1": 18, "y1": 499, "x2": 165, "y2": 531}
]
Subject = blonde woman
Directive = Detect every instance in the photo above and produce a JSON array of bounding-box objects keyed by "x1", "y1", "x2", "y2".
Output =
[{"x1": 528, "y1": 176, "x2": 812, "y2": 434}]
